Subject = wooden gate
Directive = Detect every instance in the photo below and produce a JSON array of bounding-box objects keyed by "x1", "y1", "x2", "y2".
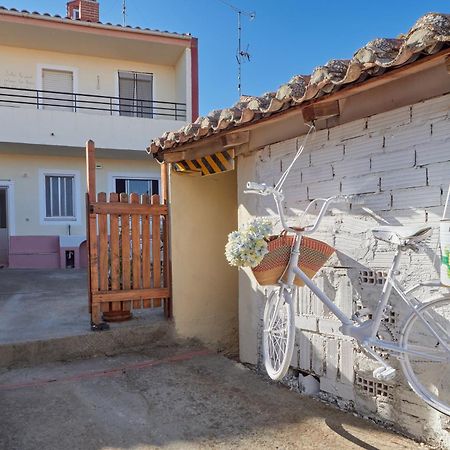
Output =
[{"x1": 85, "y1": 141, "x2": 171, "y2": 327}]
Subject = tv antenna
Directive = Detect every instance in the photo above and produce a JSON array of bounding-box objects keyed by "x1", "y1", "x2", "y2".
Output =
[
  {"x1": 218, "y1": 0, "x2": 255, "y2": 97},
  {"x1": 122, "y1": 0, "x2": 127, "y2": 26}
]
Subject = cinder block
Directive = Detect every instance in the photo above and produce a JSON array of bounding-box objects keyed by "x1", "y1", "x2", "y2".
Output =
[
  {"x1": 340, "y1": 340, "x2": 354, "y2": 384},
  {"x1": 298, "y1": 331, "x2": 311, "y2": 371},
  {"x1": 308, "y1": 180, "x2": 341, "y2": 199},
  {"x1": 333, "y1": 157, "x2": 371, "y2": 179},
  {"x1": 270, "y1": 137, "x2": 298, "y2": 158},
  {"x1": 371, "y1": 149, "x2": 415, "y2": 173},
  {"x1": 367, "y1": 105, "x2": 411, "y2": 133},
  {"x1": 341, "y1": 175, "x2": 379, "y2": 195},
  {"x1": 310, "y1": 145, "x2": 344, "y2": 166},
  {"x1": 326, "y1": 339, "x2": 339, "y2": 380},
  {"x1": 311, "y1": 334, "x2": 325, "y2": 375},
  {"x1": 384, "y1": 122, "x2": 431, "y2": 153},
  {"x1": 302, "y1": 164, "x2": 333, "y2": 183},
  {"x1": 328, "y1": 118, "x2": 367, "y2": 142},
  {"x1": 412, "y1": 94, "x2": 450, "y2": 123},
  {"x1": 431, "y1": 117, "x2": 450, "y2": 141},
  {"x1": 427, "y1": 161, "x2": 450, "y2": 187},
  {"x1": 357, "y1": 192, "x2": 392, "y2": 211},
  {"x1": 320, "y1": 377, "x2": 355, "y2": 401},
  {"x1": 296, "y1": 315, "x2": 317, "y2": 332},
  {"x1": 392, "y1": 186, "x2": 441, "y2": 209},
  {"x1": 416, "y1": 138, "x2": 450, "y2": 165},
  {"x1": 344, "y1": 135, "x2": 384, "y2": 159},
  {"x1": 380, "y1": 167, "x2": 427, "y2": 191},
  {"x1": 318, "y1": 318, "x2": 341, "y2": 336}
]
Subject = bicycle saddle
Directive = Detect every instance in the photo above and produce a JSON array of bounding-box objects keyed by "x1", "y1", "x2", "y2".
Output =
[{"x1": 371, "y1": 225, "x2": 432, "y2": 246}]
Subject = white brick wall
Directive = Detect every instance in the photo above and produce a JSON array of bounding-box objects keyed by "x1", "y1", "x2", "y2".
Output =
[{"x1": 247, "y1": 93, "x2": 450, "y2": 443}]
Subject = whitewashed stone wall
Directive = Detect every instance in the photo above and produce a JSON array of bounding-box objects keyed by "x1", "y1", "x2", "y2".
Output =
[{"x1": 247, "y1": 93, "x2": 450, "y2": 445}]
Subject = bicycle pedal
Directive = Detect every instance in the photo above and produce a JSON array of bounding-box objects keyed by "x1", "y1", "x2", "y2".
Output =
[{"x1": 373, "y1": 366, "x2": 396, "y2": 381}]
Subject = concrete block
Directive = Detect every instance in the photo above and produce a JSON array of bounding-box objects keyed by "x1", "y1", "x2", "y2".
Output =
[
  {"x1": 380, "y1": 167, "x2": 427, "y2": 191},
  {"x1": 302, "y1": 164, "x2": 333, "y2": 183},
  {"x1": 412, "y1": 93, "x2": 450, "y2": 123},
  {"x1": 310, "y1": 145, "x2": 344, "y2": 166},
  {"x1": 340, "y1": 340, "x2": 354, "y2": 384},
  {"x1": 311, "y1": 334, "x2": 325, "y2": 376},
  {"x1": 427, "y1": 161, "x2": 450, "y2": 187},
  {"x1": 371, "y1": 149, "x2": 415, "y2": 173},
  {"x1": 357, "y1": 192, "x2": 392, "y2": 211},
  {"x1": 367, "y1": 105, "x2": 411, "y2": 133},
  {"x1": 344, "y1": 135, "x2": 384, "y2": 159},
  {"x1": 431, "y1": 117, "x2": 450, "y2": 141},
  {"x1": 392, "y1": 186, "x2": 441, "y2": 209},
  {"x1": 384, "y1": 122, "x2": 431, "y2": 153},
  {"x1": 296, "y1": 315, "x2": 317, "y2": 332},
  {"x1": 328, "y1": 118, "x2": 367, "y2": 142},
  {"x1": 270, "y1": 137, "x2": 298, "y2": 158},
  {"x1": 281, "y1": 151, "x2": 311, "y2": 170},
  {"x1": 308, "y1": 180, "x2": 341, "y2": 199},
  {"x1": 298, "y1": 331, "x2": 311, "y2": 371},
  {"x1": 299, "y1": 373, "x2": 320, "y2": 395},
  {"x1": 318, "y1": 318, "x2": 342, "y2": 336},
  {"x1": 326, "y1": 339, "x2": 338, "y2": 380},
  {"x1": 341, "y1": 175, "x2": 379, "y2": 195},
  {"x1": 333, "y1": 157, "x2": 371, "y2": 179},
  {"x1": 415, "y1": 138, "x2": 450, "y2": 166},
  {"x1": 320, "y1": 377, "x2": 355, "y2": 401}
]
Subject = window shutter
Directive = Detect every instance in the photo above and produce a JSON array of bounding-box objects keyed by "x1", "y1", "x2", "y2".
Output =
[
  {"x1": 135, "y1": 73, "x2": 153, "y2": 118},
  {"x1": 42, "y1": 69, "x2": 74, "y2": 110},
  {"x1": 118, "y1": 71, "x2": 135, "y2": 117}
]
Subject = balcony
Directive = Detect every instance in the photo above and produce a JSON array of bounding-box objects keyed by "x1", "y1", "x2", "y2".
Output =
[
  {"x1": 0, "y1": 86, "x2": 188, "y2": 152},
  {"x1": 0, "y1": 86, "x2": 187, "y2": 121}
]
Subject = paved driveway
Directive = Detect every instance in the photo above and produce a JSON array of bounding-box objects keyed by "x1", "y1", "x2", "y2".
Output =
[{"x1": 0, "y1": 344, "x2": 425, "y2": 450}]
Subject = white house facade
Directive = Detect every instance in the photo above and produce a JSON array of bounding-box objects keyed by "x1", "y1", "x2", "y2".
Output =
[{"x1": 0, "y1": 0, "x2": 198, "y2": 268}]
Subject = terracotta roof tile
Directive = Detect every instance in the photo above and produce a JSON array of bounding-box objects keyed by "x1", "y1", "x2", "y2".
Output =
[{"x1": 148, "y1": 12, "x2": 450, "y2": 156}]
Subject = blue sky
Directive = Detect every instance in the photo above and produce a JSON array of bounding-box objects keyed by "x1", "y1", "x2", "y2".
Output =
[{"x1": 3, "y1": 1, "x2": 448, "y2": 115}]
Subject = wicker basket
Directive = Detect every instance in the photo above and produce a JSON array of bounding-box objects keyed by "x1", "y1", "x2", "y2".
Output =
[{"x1": 252, "y1": 234, "x2": 335, "y2": 286}]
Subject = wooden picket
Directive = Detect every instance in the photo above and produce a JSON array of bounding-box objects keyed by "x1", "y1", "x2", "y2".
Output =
[{"x1": 85, "y1": 140, "x2": 171, "y2": 326}]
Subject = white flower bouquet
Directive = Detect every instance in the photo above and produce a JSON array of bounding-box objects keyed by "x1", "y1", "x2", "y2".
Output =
[{"x1": 225, "y1": 217, "x2": 274, "y2": 268}]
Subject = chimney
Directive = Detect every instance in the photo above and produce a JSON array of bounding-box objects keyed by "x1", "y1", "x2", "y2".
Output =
[{"x1": 67, "y1": 0, "x2": 99, "y2": 23}]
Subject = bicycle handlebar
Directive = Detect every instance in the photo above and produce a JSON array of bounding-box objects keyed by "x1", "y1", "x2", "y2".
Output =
[{"x1": 245, "y1": 180, "x2": 363, "y2": 234}]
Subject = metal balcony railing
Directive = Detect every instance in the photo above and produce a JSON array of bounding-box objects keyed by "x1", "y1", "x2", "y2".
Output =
[{"x1": 0, "y1": 86, "x2": 187, "y2": 121}]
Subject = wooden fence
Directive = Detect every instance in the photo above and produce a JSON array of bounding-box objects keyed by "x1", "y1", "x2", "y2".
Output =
[{"x1": 86, "y1": 141, "x2": 171, "y2": 326}]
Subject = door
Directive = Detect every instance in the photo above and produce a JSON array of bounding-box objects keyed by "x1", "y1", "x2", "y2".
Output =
[{"x1": 0, "y1": 188, "x2": 8, "y2": 266}]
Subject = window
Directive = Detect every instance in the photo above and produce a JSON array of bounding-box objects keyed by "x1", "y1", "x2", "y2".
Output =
[
  {"x1": 45, "y1": 175, "x2": 75, "y2": 219},
  {"x1": 72, "y1": 8, "x2": 80, "y2": 19},
  {"x1": 41, "y1": 69, "x2": 74, "y2": 111},
  {"x1": 118, "y1": 71, "x2": 153, "y2": 118},
  {"x1": 115, "y1": 178, "x2": 159, "y2": 196}
]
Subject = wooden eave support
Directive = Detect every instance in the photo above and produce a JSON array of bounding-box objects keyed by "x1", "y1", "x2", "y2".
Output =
[{"x1": 302, "y1": 100, "x2": 340, "y2": 123}]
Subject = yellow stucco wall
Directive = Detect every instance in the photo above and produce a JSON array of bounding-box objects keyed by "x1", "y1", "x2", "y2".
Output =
[
  {"x1": 0, "y1": 151, "x2": 160, "y2": 236},
  {"x1": 170, "y1": 169, "x2": 239, "y2": 351},
  {"x1": 0, "y1": 44, "x2": 178, "y2": 103}
]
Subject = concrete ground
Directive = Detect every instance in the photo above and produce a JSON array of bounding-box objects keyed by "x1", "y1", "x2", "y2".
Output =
[
  {"x1": 0, "y1": 269, "x2": 164, "y2": 344},
  {"x1": 0, "y1": 344, "x2": 427, "y2": 450}
]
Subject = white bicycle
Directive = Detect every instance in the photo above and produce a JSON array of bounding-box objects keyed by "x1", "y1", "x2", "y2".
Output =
[{"x1": 246, "y1": 181, "x2": 450, "y2": 416}]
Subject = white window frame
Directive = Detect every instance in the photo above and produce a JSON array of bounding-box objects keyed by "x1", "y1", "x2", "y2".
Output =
[
  {"x1": 36, "y1": 64, "x2": 79, "y2": 110},
  {"x1": 108, "y1": 172, "x2": 161, "y2": 197},
  {"x1": 39, "y1": 169, "x2": 81, "y2": 225},
  {"x1": 0, "y1": 180, "x2": 15, "y2": 236}
]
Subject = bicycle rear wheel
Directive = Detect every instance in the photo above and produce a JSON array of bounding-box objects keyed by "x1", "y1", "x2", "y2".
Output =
[
  {"x1": 262, "y1": 287, "x2": 295, "y2": 381},
  {"x1": 400, "y1": 296, "x2": 450, "y2": 415}
]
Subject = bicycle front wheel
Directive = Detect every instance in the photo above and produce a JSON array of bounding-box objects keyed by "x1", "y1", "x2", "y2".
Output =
[
  {"x1": 400, "y1": 296, "x2": 450, "y2": 416},
  {"x1": 262, "y1": 287, "x2": 295, "y2": 381}
]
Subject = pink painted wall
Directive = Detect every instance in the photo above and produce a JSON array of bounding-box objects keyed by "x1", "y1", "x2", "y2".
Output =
[{"x1": 8, "y1": 236, "x2": 88, "y2": 269}]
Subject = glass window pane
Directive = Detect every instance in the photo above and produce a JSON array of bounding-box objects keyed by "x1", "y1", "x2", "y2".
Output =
[
  {"x1": 60, "y1": 177, "x2": 66, "y2": 217},
  {"x1": 45, "y1": 176, "x2": 51, "y2": 217},
  {"x1": 136, "y1": 74, "x2": 153, "y2": 118},
  {"x1": 128, "y1": 179, "x2": 150, "y2": 195},
  {"x1": 115, "y1": 179, "x2": 126, "y2": 194},
  {"x1": 66, "y1": 177, "x2": 74, "y2": 217},
  {"x1": 51, "y1": 177, "x2": 60, "y2": 217},
  {"x1": 118, "y1": 72, "x2": 135, "y2": 117},
  {"x1": 151, "y1": 180, "x2": 159, "y2": 196}
]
